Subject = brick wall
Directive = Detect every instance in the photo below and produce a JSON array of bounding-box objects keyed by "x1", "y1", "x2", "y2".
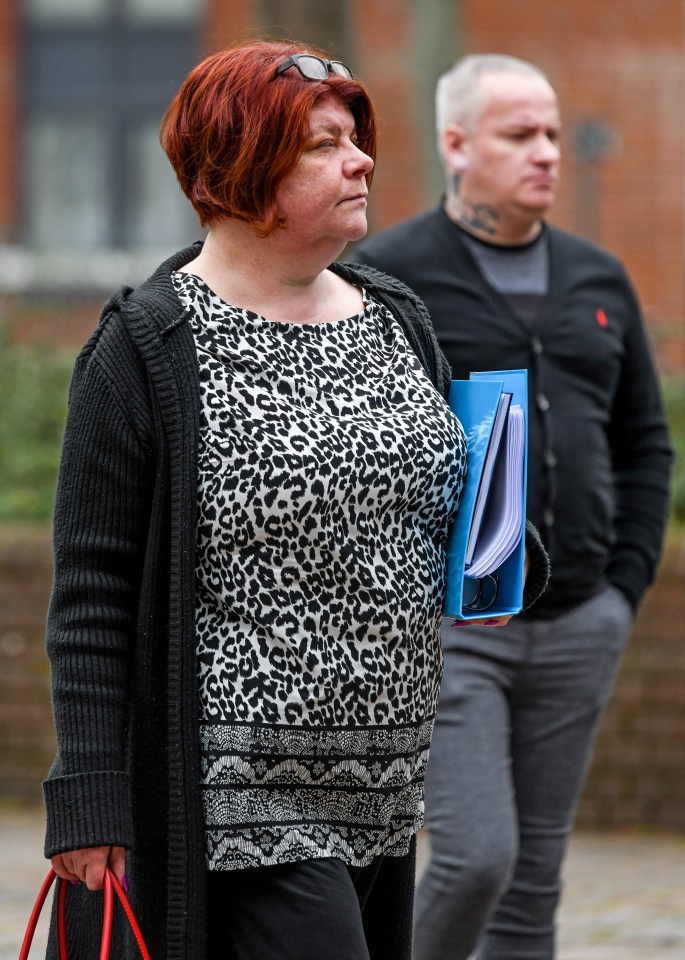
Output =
[
  {"x1": 576, "y1": 535, "x2": 685, "y2": 830},
  {"x1": 0, "y1": 529, "x2": 55, "y2": 804},
  {"x1": 1, "y1": 526, "x2": 684, "y2": 829},
  {"x1": 0, "y1": 292, "x2": 105, "y2": 350},
  {"x1": 464, "y1": 0, "x2": 685, "y2": 374},
  {"x1": 1, "y1": 0, "x2": 684, "y2": 373},
  {"x1": 349, "y1": 0, "x2": 685, "y2": 375}
]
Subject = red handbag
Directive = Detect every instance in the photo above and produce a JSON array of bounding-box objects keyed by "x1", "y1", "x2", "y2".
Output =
[{"x1": 19, "y1": 867, "x2": 151, "y2": 960}]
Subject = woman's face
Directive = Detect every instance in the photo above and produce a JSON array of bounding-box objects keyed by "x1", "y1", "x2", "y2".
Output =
[{"x1": 275, "y1": 92, "x2": 374, "y2": 248}]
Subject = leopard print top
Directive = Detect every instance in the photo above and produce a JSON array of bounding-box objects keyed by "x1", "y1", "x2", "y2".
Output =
[{"x1": 172, "y1": 271, "x2": 467, "y2": 870}]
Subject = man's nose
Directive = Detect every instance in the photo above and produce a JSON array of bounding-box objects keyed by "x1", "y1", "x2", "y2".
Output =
[{"x1": 534, "y1": 135, "x2": 560, "y2": 164}]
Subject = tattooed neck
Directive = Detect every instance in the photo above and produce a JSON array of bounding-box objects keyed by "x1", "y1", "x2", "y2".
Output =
[{"x1": 446, "y1": 176, "x2": 500, "y2": 238}]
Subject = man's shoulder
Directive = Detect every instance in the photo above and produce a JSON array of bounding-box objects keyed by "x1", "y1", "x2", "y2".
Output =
[
  {"x1": 546, "y1": 224, "x2": 641, "y2": 319},
  {"x1": 546, "y1": 223, "x2": 625, "y2": 274}
]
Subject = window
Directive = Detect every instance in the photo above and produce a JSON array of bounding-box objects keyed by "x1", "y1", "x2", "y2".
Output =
[
  {"x1": 126, "y1": 120, "x2": 198, "y2": 247},
  {"x1": 21, "y1": 0, "x2": 201, "y2": 252},
  {"x1": 26, "y1": 0, "x2": 108, "y2": 21},
  {"x1": 124, "y1": 0, "x2": 197, "y2": 22},
  {"x1": 24, "y1": 117, "x2": 110, "y2": 248}
]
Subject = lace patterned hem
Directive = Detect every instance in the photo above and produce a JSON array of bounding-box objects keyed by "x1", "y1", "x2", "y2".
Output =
[
  {"x1": 200, "y1": 718, "x2": 432, "y2": 868},
  {"x1": 205, "y1": 820, "x2": 419, "y2": 870}
]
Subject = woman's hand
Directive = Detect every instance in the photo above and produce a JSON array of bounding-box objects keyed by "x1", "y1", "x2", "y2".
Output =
[
  {"x1": 453, "y1": 549, "x2": 533, "y2": 627},
  {"x1": 450, "y1": 614, "x2": 513, "y2": 628},
  {"x1": 51, "y1": 845, "x2": 126, "y2": 891}
]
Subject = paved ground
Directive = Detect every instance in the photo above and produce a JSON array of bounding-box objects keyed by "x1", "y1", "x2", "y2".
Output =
[
  {"x1": 416, "y1": 829, "x2": 685, "y2": 960},
  {"x1": 550, "y1": 831, "x2": 685, "y2": 960},
  {"x1": 1, "y1": 808, "x2": 683, "y2": 959}
]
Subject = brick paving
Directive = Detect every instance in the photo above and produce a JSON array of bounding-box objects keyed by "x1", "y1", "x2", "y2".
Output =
[
  {"x1": 553, "y1": 831, "x2": 685, "y2": 959},
  {"x1": 1, "y1": 808, "x2": 684, "y2": 959}
]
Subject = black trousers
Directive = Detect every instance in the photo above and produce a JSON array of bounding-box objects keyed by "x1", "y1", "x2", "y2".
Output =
[{"x1": 205, "y1": 856, "x2": 386, "y2": 960}]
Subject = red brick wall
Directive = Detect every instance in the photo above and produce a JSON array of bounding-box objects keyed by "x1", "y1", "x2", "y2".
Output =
[
  {"x1": 576, "y1": 536, "x2": 685, "y2": 829},
  {"x1": 464, "y1": 0, "x2": 685, "y2": 373},
  {"x1": 203, "y1": 0, "x2": 254, "y2": 52},
  {"x1": 353, "y1": 0, "x2": 426, "y2": 230},
  {"x1": 0, "y1": 293, "x2": 105, "y2": 350},
  {"x1": 1, "y1": 0, "x2": 684, "y2": 372},
  {"x1": 1, "y1": 527, "x2": 684, "y2": 829},
  {"x1": 0, "y1": 529, "x2": 56, "y2": 803}
]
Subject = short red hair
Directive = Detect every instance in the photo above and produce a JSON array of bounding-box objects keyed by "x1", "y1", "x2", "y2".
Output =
[{"x1": 160, "y1": 39, "x2": 377, "y2": 233}]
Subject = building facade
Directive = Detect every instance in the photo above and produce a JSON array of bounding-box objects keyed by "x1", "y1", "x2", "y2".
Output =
[
  {"x1": 1, "y1": 0, "x2": 684, "y2": 828},
  {"x1": 1, "y1": 0, "x2": 684, "y2": 371}
]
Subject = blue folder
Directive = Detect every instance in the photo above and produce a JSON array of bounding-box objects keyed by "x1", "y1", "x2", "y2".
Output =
[{"x1": 444, "y1": 369, "x2": 528, "y2": 619}]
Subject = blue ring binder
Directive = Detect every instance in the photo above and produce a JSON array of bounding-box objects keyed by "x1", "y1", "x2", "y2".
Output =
[{"x1": 444, "y1": 369, "x2": 528, "y2": 619}]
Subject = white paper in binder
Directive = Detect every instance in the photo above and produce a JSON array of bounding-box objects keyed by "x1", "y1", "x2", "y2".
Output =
[{"x1": 465, "y1": 403, "x2": 525, "y2": 578}]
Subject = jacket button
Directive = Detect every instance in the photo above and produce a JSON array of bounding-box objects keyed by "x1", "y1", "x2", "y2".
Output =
[
  {"x1": 544, "y1": 449, "x2": 557, "y2": 468},
  {"x1": 536, "y1": 392, "x2": 550, "y2": 411},
  {"x1": 532, "y1": 337, "x2": 543, "y2": 355},
  {"x1": 543, "y1": 508, "x2": 555, "y2": 526}
]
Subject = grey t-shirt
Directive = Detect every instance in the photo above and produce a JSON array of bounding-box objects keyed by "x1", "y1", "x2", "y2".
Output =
[{"x1": 461, "y1": 228, "x2": 549, "y2": 327}]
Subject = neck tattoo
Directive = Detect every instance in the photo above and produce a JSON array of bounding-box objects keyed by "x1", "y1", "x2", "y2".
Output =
[{"x1": 448, "y1": 174, "x2": 500, "y2": 237}]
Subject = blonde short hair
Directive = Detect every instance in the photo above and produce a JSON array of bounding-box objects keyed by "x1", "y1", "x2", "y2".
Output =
[{"x1": 435, "y1": 54, "x2": 550, "y2": 139}]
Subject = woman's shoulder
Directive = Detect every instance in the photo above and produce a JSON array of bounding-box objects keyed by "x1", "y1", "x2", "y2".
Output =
[
  {"x1": 331, "y1": 259, "x2": 426, "y2": 309},
  {"x1": 331, "y1": 260, "x2": 450, "y2": 397},
  {"x1": 79, "y1": 242, "x2": 202, "y2": 367}
]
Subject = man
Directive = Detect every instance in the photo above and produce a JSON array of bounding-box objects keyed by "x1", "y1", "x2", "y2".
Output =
[{"x1": 350, "y1": 54, "x2": 672, "y2": 959}]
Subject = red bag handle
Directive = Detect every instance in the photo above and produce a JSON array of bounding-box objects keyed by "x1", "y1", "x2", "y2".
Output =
[{"x1": 18, "y1": 867, "x2": 151, "y2": 960}]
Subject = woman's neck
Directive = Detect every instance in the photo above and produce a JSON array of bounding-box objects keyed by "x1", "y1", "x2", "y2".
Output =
[{"x1": 178, "y1": 221, "x2": 359, "y2": 325}]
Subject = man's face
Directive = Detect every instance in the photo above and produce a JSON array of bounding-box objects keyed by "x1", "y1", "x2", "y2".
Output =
[{"x1": 447, "y1": 72, "x2": 561, "y2": 223}]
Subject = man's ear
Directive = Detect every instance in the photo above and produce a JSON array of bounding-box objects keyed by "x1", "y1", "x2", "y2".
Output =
[{"x1": 441, "y1": 122, "x2": 470, "y2": 173}]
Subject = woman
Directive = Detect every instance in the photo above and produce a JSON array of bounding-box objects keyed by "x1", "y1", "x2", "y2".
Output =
[{"x1": 43, "y1": 40, "x2": 547, "y2": 960}]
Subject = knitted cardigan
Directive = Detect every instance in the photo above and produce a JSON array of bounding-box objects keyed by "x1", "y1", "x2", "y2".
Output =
[
  {"x1": 41, "y1": 245, "x2": 460, "y2": 960},
  {"x1": 43, "y1": 243, "x2": 549, "y2": 960}
]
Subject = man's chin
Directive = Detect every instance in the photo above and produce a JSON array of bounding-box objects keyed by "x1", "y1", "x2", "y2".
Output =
[{"x1": 522, "y1": 192, "x2": 556, "y2": 216}]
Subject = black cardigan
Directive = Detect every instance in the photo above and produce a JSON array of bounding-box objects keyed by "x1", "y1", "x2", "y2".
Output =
[
  {"x1": 42, "y1": 246, "x2": 472, "y2": 960},
  {"x1": 351, "y1": 206, "x2": 673, "y2": 617}
]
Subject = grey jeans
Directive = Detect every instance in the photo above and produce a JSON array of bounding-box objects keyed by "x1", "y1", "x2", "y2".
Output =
[{"x1": 414, "y1": 584, "x2": 633, "y2": 960}]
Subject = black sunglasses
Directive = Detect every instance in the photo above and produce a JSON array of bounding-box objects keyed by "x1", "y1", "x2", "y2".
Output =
[{"x1": 274, "y1": 54, "x2": 354, "y2": 81}]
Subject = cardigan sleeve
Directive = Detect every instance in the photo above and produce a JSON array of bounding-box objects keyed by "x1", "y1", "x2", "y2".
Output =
[
  {"x1": 43, "y1": 328, "x2": 155, "y2": 858},
  {"x1": 523, "y1": 520, "x2": 551, "y2": 610},
  {"x1": 605, "y1": 275, "x2": 673, "y2": 610}
]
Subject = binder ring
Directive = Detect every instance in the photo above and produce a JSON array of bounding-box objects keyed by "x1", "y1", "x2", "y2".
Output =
[{"x1": 462, "y1": 571, "x2": 499, "y2": 611}]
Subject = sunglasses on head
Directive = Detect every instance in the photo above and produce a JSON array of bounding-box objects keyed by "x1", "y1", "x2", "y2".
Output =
[{"x1": 274, "y1": 54, "x2": 354, "y2": 81}]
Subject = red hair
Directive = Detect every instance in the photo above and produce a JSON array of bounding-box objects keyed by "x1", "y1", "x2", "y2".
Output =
[{"x1": 160, "y1": 39, "x2": 377, "y2": 233}]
